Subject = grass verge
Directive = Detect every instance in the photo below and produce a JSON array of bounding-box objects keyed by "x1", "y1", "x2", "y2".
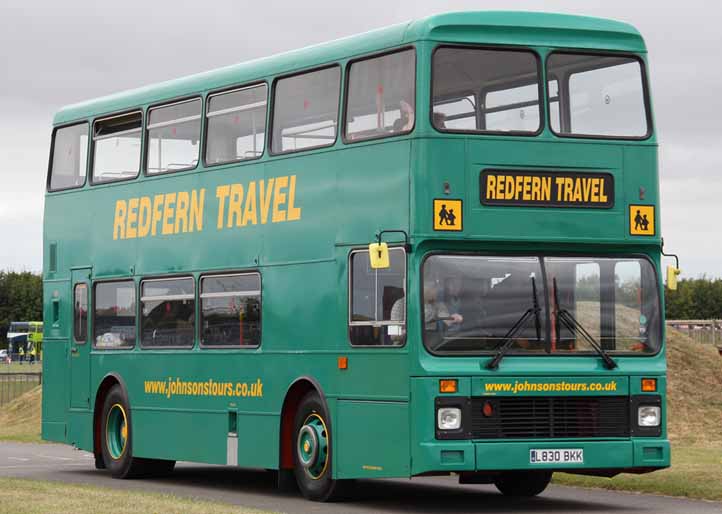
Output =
[
  {"x1": 0, "y1": 386, "x2": 42, "y2": 443},
  {"x1": 555, "y1": 445, "x2": 722, "y2": 502},
  {"x1": 0, "y1": 362, "x2": 42, "y2": 373},
  {"x1": 0, "y1": 478, "x2": 274, "y2": 514}
]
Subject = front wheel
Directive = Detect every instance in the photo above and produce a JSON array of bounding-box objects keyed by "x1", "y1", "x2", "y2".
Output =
[
  {"x1": 494, "y1": 470, "x2": 552, "y2": 497},
  {"x1": 292, "y1": 392, "x2": 349, "y2": 501}
]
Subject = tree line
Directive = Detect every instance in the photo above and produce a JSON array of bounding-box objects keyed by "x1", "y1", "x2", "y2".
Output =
[
  {"x1": 665, "y1": 278, "x2": 722, "y2": 320},
  {"x1": 0, "y1": 271, "x2": 43, "y2": 344}
]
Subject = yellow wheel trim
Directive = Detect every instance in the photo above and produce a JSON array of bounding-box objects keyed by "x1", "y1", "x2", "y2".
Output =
[
  {"x1": 302, "y1": 413, "x2": 330, "y2": 480},
  {"x1": 106, "y1": 403, "x2": 128, "y2": 460}
]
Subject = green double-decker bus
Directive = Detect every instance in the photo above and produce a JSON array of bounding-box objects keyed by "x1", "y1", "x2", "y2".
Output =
[{"x1": 42, "y1": 11, "x2": 669, "y2": 501}]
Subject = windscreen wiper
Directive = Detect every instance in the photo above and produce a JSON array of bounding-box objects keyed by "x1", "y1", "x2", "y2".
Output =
[
  {"x1": 486, "y1": 276, "x2": 542, "y2": 370},
  {"x1": 552, "y1": 278, "x2": 617, "y2": 370}
]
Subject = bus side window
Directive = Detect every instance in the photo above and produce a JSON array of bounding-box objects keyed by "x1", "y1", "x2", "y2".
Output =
[
  {"x1": 349, "y1": 248, "x2": 406, "y2": 346},
  {"x1": 94, "y1": 281, "x2": 136, "y2": 349},
  {"x1": 92, "y1": 112, "x2": 142, "y2": 184},
  {"x1": 345, "y1": 48, "x2": 415, "y2": 141},
  {"x1": 200, "y1": 273, "x2": 261, "y2": 348},
  {"x1": 206, "y1": 84, "x2": 268, "y2": 165},
  {"x1": 146, "y1": 98, "x2": 202, "y2": 175},
  {"x1": 48, "y1": 123, "x2": 89, "y2": 191},
  {"x1": 140, "y1": 277, "x2": 195, "y2": 349},
  {"x1": 74, "y1": 284, "x2": 88, "y2": 343},
  {"x1": 271, "y1": 66, "x2": 341, "y2": 154}
]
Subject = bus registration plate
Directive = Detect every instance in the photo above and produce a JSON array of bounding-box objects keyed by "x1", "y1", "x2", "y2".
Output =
[{"x1": 530, "y1": 449, "x2": 583, "y2": 464}]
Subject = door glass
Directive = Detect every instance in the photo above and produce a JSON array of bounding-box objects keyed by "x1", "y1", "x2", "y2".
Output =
[{"x1": 74, "y1": 284, "x2": 88, "y2": 343}]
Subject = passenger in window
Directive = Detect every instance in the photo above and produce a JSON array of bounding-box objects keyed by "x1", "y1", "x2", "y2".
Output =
[
  {"x1": 433, "y1": 112, "x2": 447, "y2": 129},
  {"x1": 392, "y1": 100, "x2": 414, "y2": 132}
]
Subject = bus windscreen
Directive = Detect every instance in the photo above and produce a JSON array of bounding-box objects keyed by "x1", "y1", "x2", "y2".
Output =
[
  {"x1": 423, "y1": 255, "x2": 660, "y2": 356},
  {"x1": 547, "y1": 53, "x2": 649, "y2": 138}
]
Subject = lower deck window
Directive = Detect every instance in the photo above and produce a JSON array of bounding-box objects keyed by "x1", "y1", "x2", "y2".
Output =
[
  {"x1": 349, "y1": 248, "x2": 406, "y2": 346},
  {"x1": 200, "y1": 273, "x2": 261, "y2": 347},
  {"x1": 94, "y1": 281, "x2": 136, "y2": 348},
  {"x1": 141, "y1": 277, "x2": 195, "y2": 347}
]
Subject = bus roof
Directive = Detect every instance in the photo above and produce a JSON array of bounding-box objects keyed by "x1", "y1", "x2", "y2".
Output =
[{"x1": 54, "y1": 11, "x2": 645, "y2": 125}]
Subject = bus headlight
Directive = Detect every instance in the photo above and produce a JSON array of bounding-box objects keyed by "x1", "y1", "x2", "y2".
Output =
[
  {"x1": 437, "y1": 407, "x2": 462, "y2": 430},
  {"x1": 638, "y1": 406, "x2": 661, "y2": 427}
]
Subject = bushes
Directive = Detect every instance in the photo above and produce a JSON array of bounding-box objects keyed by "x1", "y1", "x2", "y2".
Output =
[{"x1": 665, "y1": 278, "x2": 722, "y2": 319}]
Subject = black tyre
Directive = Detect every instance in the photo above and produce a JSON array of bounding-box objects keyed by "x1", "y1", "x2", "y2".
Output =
[
  {"x1": 292, "y1": 392, "x2": 349, "y2": 501},
  {"x1": 494, "y1": 470, "x2": 552, "y2": 497},
  {"x1": 100, "y1": 384, "x2": 175, "y2": 478}
]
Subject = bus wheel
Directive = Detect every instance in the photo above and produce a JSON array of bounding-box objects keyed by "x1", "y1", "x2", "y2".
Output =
[
  {"x1": 100, "y1": 385, "x2": 175, "y2": 478},
  {"x1": 292, "y1": 392, "x2": 348, "y2": 501},
  {"x1": 493, "y1": 470, "x2": 552, "y2": 497}
]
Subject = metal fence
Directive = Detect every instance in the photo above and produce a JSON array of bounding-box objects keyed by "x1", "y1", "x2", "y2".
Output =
[
  {"x1": 0, "y1": 373, "x2": 42, "y2": 406},
  {"x1": 667, "y1": 320, "x2": 722, "y2": 349}
]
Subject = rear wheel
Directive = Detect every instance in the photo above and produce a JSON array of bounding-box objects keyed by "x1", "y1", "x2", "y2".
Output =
[
  {"x1": 100, "y1": 385, "x2": 175, "y2": 478},
  {"x1": 292, "y1": 392, "x2": 349, "y2": 501},
  {"x1": 494, "y1": 470, "x2": 552, "y2": 497}
]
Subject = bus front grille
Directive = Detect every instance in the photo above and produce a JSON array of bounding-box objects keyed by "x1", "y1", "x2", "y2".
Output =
[{"x1": 470, "y1": 396, "x2": 630, "y2": 439}]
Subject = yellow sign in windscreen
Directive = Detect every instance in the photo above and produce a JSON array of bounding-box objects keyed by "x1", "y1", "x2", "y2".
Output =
[
  {"x1": 433, "y1": 199, "x2": 462, "y2": 231},
  {"x1": 629, "y1": 205, "x2": 655, "y2": 236}
]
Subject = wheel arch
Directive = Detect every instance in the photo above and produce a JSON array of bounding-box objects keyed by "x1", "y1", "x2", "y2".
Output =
[
  {"x1": 93, "y1": 373, "x2": 129, "y2": 463},
  {"x1": 279, "y1": 376, "x2": 328, "y2": 470}
]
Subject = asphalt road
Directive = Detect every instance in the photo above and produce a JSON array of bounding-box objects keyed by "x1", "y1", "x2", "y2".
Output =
[{"x1": 1, "y1": 443, "x2": 720, "y2": 514}]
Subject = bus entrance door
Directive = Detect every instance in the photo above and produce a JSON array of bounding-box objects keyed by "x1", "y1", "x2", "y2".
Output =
[{"x1": 70, "y1": 268, "x2": 91, "y2": 410}]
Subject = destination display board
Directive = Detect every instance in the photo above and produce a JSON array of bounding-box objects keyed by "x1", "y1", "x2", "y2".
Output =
[{"x1": 480, "y1": 169, "x2": 614, "y2": 209}]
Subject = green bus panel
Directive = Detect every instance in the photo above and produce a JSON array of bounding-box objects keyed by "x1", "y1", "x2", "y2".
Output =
[{"x1": 335, "y1": 400, "x2": 410, "y2": 478}]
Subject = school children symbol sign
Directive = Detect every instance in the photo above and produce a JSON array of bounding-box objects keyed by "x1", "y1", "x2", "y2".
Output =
[
  {"x1": 629, "y1": 205, "x2": 655, "y2": 236},
  {"x1": 433, "y1": 199, "x2": 462, "y2": 231}
]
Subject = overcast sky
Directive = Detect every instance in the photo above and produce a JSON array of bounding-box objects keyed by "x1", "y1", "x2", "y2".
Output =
[{"x1": 1, "y1": 0, "x2": 719, "y2": 277}]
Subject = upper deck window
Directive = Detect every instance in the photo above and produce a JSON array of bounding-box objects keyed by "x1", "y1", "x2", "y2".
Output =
[
  {"x1": 48, "y1": 123, "x2": 88, "y2": 191},
  {"x1": 271, "y1": 66, "x2": 341, "y2": 154},
  {"x1": 92, "y1": 112, "x2": 142, "y2": 184},
  {"x1": 547, "y1": 53, "x2": 649, "y2": 138},
  {"x1": 345, "y1": 49, "x2": 415, "y2": 142},
  {"x1": 206, "y1": 84, "x2": 267, "y2": 165},
  {"x1": 146, "y1": 99, "x2": 201, "y2": 174},
  {"x1": 432, "y1": 47, "x2": 541, "y2": 134}
]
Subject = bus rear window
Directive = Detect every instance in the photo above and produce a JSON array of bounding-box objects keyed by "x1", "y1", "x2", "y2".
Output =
[
  {"x1": 432, "y1": 47, "x2": 541, "y2": 134},
  {"x1": 271, "y1": 66, "x2": 341, "y2": 154},
  {"x1": 48, "y1": 123, "x2": 88, "y2": 191},
  {"x1": 547, "y1": 53, "x2": 649, "y2": 138},
  {"x1": 92, "y1": 112, "x2": 142, "y2": 184}
]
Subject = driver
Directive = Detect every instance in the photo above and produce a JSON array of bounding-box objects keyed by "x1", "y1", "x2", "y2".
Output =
[{"x1": 424, "y1": 279, "x2": 463, "y2": 331}]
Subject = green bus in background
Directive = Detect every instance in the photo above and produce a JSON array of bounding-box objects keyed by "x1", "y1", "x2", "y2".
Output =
[{"x1": 42, "y1": 11, "x2": 670, "y2": 501}]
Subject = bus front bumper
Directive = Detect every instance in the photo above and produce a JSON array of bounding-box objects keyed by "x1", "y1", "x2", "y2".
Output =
[{"x1": 414, "y1": 438, "x2": 670, "y2": 476}]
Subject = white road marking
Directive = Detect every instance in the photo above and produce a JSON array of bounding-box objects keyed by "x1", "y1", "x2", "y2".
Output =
[
  {"x1": 7, "y1": 457, "x2": 29, "y2": 462},
  {"x1": 35, "y1": 454, "x2": 74, "y2": 461}
]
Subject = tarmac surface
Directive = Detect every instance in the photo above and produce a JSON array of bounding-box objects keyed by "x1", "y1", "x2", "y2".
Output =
[{"x1": 1, "y1": 442, "x2": 720, "y2": 514}]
